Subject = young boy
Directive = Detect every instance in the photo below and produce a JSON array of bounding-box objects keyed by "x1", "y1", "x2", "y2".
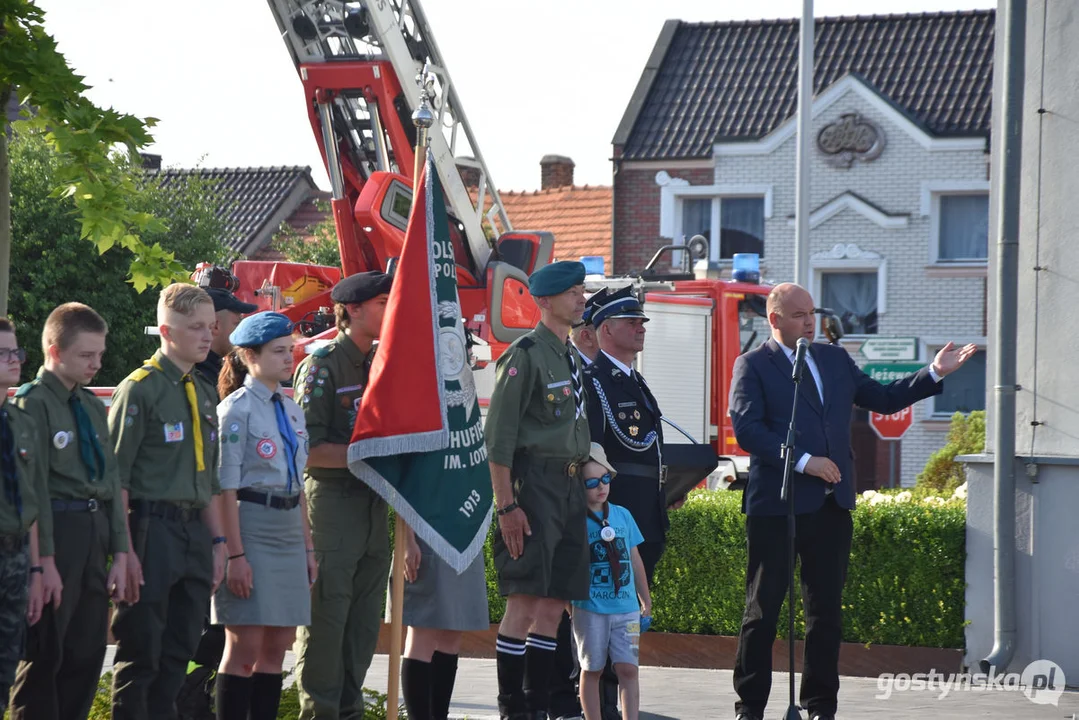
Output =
[{"x1": 572, "y1": 443, "x2": 652, "y2": 720}]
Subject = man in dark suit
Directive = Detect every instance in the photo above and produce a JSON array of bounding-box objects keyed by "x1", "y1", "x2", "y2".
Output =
[{"x1": 728, "y1": 283, "x2": 976, "y2": 720}]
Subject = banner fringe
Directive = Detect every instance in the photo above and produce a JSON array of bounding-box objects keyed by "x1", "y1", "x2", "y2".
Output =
[{"x1": 348, "y1": 428, "x2": 448, "y2": 463}]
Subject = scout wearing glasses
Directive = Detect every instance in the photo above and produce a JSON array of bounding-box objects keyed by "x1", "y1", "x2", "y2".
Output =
[
  {"x1": 485, "y1": 260, "x2": 592, "y2": 720},
  {"x1": 211, "y1": 312, "x2": 314, "y2": 720},
  {"x1": 572, "y1": 443, "x2": 651, "y2": 720},
  {"x1": 9, "y1": 304, "x2": 128, "y2": 720},
  {"x1": 107, "y1": 284, "x2": 227, "y2": 720},
  {"x1": 0, "y1": 318, "x2": 49, "y2": 716}
]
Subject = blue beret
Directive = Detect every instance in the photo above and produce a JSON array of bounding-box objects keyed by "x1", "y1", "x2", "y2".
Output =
[
  {"x1": 528, "y1": 261, "x2": 587, "y2": 297},
  {"x1": 331, "y1": 271, "x2": 393, "y2": 304},
  {"x1": 229, "y1": 312, "x2": 294, "y2": 347},
  {"x1": 591, "y1": 285, "x2": 649, "y2": 327}
]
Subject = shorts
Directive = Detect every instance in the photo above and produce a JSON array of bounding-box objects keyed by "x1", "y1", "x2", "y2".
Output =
[
  {"x1": 493, "y1": 460, "x2": 589, "y2": 600},
  {"x1": 572, "y1": 607, "x2": 641, "y2": 670}
]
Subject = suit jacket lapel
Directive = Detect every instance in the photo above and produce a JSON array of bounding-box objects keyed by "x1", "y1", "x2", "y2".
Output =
[{"x1": 767, "y1": 338, "x2": 823, "y2": 416}]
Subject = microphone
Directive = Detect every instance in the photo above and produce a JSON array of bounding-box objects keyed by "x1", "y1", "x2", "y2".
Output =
[{"x1": 791, "y1": 337, "x2": 810, "y2": 382}]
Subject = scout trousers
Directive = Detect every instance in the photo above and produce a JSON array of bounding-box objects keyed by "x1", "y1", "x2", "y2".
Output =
[
  {"x1": 294, "y1": 478, "x2": 390, "y2": 719},
  {"x1": 111, "y1": 513, "x2": 213, "y2": 720},
  {"x1": 0, "y1": 543, "x2": 28, "y2": 715},
  {"x1": 10, "y1": 509, "x2": 111, "y2": 720}
]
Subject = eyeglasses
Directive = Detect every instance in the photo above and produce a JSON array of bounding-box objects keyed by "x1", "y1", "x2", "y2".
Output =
[
  {"x1": 0, "y1": 348, "x2": 26, "y2": 364},
  {"x1": 584, "y1": 473, "x2": 612, "y2": 490}
]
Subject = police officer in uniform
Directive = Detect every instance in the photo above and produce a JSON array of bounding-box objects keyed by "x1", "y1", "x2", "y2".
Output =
[
  {"x1": 196, "y1": 288, "x2": 258, "y2": 392},
  {"x1": 10, "y1": 303, "x2": 128, "y2": 720},
  {"x1": 569, "y1": 288, "x2": 607, "y2": 368},
  {"x1": 0, "y1": 317, "x2": 50, "y2": 716},
  {"x1": 486, "y1": 260, "x2": 592, "y2": 720},
  {"x1": 292, "y1": 270, "x2": 393, "y2": 720},
  {"x1": 108, "y1": 283, "x2": 228, "y2": 720}
]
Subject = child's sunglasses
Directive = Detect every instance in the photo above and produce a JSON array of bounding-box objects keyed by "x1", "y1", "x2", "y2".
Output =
[{"x1": 584, "y1": 473, "x2": 612, "y2": 490}]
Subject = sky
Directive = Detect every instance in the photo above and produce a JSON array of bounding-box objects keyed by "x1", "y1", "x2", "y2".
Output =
[{"x1": 36, "y1": 0, "x2": 994, "y2": 193}]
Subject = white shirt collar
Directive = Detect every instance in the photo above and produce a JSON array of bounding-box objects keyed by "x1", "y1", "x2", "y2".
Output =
[{"x1": 602, "y1": 350, "x2": 634, "y2": 377}]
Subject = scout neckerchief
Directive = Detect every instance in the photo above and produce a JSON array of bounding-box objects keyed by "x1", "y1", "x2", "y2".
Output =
[
  {"x1": 146, "y1": 356, "x2": 205, "y2": 472},
  {"x1": 587, "y1": 502, "x2": 623, "y2": 593},
  {"x1": 272, "y1": 392, "x2": 300, "y2": 494},
  {"x1": 0, "y1": 408, "x2": 21, "y2": 516},
  {"x1": 69, "y1": 392, "x2": 106, "y2": 483}
]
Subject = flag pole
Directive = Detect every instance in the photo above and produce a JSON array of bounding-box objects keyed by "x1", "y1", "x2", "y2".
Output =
[{"x1": 384, "y1": 63, "x2": 436, "y2": 720}]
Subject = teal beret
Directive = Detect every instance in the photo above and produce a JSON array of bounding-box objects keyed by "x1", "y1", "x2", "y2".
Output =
[
  {"x1": 528, "y1": 261, "x2": 587, "y2": 297},
  {"x1": 229, "y1": 312, "x2": 294, "y2": 347}
]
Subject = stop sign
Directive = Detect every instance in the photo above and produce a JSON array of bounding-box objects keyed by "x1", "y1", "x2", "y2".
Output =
[{"x1": 869, "y1": 406, "x2": 914, "y2": 440}]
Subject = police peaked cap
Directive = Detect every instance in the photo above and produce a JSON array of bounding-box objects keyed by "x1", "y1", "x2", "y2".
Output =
[
  {"x1": 229, "y1": 312, "x2": 294, "y2": 348},
  {"x1": 575, "y1": 288, "x2": 610, "y2": 328},
  {"x1": 206, "y1": 287, "x2": 258, "y2": 314},
  {"x1": 330, "y1": 271, "x2": 393, "y2": 304},
  {"x1": 528, "y1": 261, "x2": 586, "y2": 297},
  {"x1": 591, "y1": 285, "x2": 649, "y2": 327}
]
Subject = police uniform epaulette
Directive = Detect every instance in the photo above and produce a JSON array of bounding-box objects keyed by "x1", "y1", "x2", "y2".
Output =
[{"x1": 13, "y1": 379, "x2": 39, "y2": 398}]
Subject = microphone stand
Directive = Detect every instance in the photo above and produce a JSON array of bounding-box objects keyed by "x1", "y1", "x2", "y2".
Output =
[{"x1": 779, "y1": 351, "x2": 806, "y2": 720}]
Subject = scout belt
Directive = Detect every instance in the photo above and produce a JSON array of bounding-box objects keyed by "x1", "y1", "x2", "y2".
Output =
[
  {"x1": 537, "y1": 458, "x2": 587, "y2": 478},
  {"x1": 51, "y1": 498, "x2": 101, "y2": 513},
  {"x1": 129, "y1": 499, "x2": 200, "y2": 523},
  {"x1": 0, "y1": 533, "x2": 27, "y2": 553},
  {"x1": 237, "y1": 487, "x2": 301, "y2": 511}
]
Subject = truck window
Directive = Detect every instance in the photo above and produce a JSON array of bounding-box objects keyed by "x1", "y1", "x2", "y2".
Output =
[{"x1": 739, "y1": 295, "x2": 769, "y2": 355}]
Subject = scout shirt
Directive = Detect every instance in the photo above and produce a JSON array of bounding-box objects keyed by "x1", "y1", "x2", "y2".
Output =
[
  {"x1": 0, "y1": 400, "x2": 48, "y2": 549},
  {"x1": 293, "y1": 332, "x2": 374, "y2": 483},
  {"x1": 108, "y1": 350, "x2": 220, "y2": 508},
  {"x1": 14, "y1": 369, "x2": 128, "y2": 554},
  {"x1": 217, "y1": 374, "x2": 309, "y2": 492},
  {"x1": 485, "y1": 321, "x2": 591, "y2": 469}
]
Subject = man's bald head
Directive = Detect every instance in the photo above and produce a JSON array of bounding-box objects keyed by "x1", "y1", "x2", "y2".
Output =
[{"x1": 767, "y1": 283, "x2": 817, "y2": 347}]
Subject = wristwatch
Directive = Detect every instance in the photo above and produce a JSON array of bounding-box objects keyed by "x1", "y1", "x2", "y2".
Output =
[{"x1": 496, "y1": 502, "x2": 519, "y2": 517}]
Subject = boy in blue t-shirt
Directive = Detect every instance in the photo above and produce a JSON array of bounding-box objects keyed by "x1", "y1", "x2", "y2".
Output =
[{"x1": 571, "y1": 444, "x2": 652, "y2": 720}]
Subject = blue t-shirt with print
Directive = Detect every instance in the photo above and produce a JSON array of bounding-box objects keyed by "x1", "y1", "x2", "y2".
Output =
[{"x1": 572, "y1": 503, "x2": 644, "y2": 615}]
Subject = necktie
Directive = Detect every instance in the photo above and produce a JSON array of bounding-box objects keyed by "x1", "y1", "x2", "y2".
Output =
[
  {"x1": 69, "y1": 393, "x2": 106, "y2": 483},
  {"x1": 182, "y1": 375, "x2": 205, "y2": 472},
  {"x1": 567, "y1": 344, "x2": 583, "y2": 420},
  {"x1": 146, "y1": 355, "x2": 205, "y2": 472},
  {"x1": 632, "y1": 370, "x2": 656, "y2": 415},
  {"x1": 0, "y1": 409, "x2": 21, "y2": 517},
  {"x1": 272, "y1": 393, "x2": 300, "y2": 494}
]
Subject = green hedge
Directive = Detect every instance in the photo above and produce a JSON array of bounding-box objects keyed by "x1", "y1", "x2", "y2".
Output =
[{"x1": 483, "y1": 488, "x2": 966, "y2": 649}]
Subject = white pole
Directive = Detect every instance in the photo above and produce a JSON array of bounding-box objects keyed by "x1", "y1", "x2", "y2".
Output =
[{"x1": 794, "y1": 0, "x2": 814, "y2": 287}]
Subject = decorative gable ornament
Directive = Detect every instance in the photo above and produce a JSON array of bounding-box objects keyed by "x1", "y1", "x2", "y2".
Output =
[
  {"x1": 817, "y1": 113, "x2": 886, "y2": 168},
  {"x1": 813, "y1": 243, "x2": 882, "y2": 261}
]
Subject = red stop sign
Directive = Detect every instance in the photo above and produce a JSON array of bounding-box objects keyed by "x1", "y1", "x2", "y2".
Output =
[{"x1": 869, "y1": 406, "x2": 914, "y2": 440}]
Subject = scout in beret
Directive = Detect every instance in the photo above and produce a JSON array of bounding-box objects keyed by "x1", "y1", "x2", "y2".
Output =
[
  {"x1": 214, "y1": 311, "x2": 313, "y2": 720},
  {"x1": 291, "y1": 269, "x2": 393, "y2": 715},
  {"x1": 485, "y1": 259, "x2": 593, "y2": 718}
]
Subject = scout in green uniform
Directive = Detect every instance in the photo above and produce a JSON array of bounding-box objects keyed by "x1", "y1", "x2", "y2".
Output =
[
  {"x1": 485, "y1": 261, "x2": 593, "y2": 720},
  {"x1": 0, "y1": 318, "x2": 49, "y2": 716},
  {"x1": 9, "y1": 304, "x2": 129, "y2": 720},
  {"x1": 107, "y1": 283, "x2": 228, "y2": 720},
  {"x1": 292, "y1": 271, "x2": 393, "y2": 720}
]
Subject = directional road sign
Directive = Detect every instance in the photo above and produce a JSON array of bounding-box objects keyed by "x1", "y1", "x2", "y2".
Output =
[{"x1": 859, "y1": 337, "x2": 918, "y2": 361}]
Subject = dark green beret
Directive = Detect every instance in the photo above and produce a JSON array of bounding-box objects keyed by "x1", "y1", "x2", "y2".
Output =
[
  {"x1": 528, "y1": 261, "x2": 586, "y2": 297},
  {"x1": 229, "y1": 312, "x2": 294, "y2": 347},
  {"x1": 331, "y1": 271, "x2": 393, "y2": 304}
]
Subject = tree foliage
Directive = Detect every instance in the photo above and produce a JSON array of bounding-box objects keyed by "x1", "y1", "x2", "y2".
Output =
[
  {"x1": 8, "y1": 128, "x2": 231, "y2": 385},
  {"x1": 916, "y1": 410, "x2": 986, "y2": 494},
  {"x1": 2, "y1": 0, "x2": 184, "y2": 290},
  {"x1": 270, "y1": 199, "x2": 341, "y2": 269}
]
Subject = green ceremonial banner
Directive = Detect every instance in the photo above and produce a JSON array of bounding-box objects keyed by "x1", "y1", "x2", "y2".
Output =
[{"x1": 347, "y1": 151, "x2": 492, "y2": 572}]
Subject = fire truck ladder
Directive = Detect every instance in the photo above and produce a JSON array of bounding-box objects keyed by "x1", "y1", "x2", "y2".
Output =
[{"x1": 267, "y1": 0, "x2": 511, "y2": 270}]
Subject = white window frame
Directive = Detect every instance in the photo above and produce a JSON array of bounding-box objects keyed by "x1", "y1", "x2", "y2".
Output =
[
  {"x1": 810, "y1": 245, "x2": 887, "y2": 340},
  {"x1": 921, "y1": 336, "x2": 988, "y2": 419},
  {"x1": 920, "y1": 181, "x2": 991, "y2": 266},
  {"x1": 657, "y1": 177, "x2": 773, "y2": 264}
]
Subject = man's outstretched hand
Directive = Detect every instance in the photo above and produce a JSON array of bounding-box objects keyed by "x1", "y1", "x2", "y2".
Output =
[{"x1": 932, "y1": 342, "x2": 979, "y2": 378}]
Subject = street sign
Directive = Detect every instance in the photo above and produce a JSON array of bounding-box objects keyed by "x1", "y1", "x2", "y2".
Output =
[
  {"x1": 859, "y1": 337, "x2": 918, "y2": 361},
  {"x1": 870, "y1": 406, "x2": 914, "y2": 440},
  {"x1": 862, "y1": 362, "x2": 924, "y2": 384}
]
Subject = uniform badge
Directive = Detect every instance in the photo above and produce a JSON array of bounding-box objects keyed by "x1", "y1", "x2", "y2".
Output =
[
  {"x1": 318, "y1": 368, "x2": 330, "y2": 379},
  {"x1": 127, "y1": 405, "x2": 138, "y2": 416},
  {"x1": 229, "y1": 423, "x2": 240, "y2": 433},
  {"x1": 563, "y1": 387, "x2": 571, "y2": 396},
  {"x1": 629, "y1": 425, "x2": 639, "y2": 437},
  {"x1": 314, "y1": 388, "x2": 324, "y2": 398},
  {"x1": 633, "y1": 410, "x2": 641, "y2": 420},
  {"x1": 508, "y1": 367, "x2": 518, "y2": 377},
  {"x1": 229, "y1": 434, "x2": 240, "y2": 443},
  {"x1": 125, "y1": 416, "x2": 135, "y2": 427},
  {"x1": 53, "y1": 431, "x2": 70, "y2": 450},
  {"x1": 256, "y1": 439, "x2": 277, "y2": 459},
  {"x1": 618, "y1": 412, "x2": 626, "y2": 420},
  {"x1": 600, "y1": 526, "x2": 617, "y2": 542},
  {"x1": 164, "y1": 422, "x2": 184, "y2": 443},
  {"x1": 18, "y1": 448, "x2": 27, "y2": 459},
  {"x1": 555, "y1": 409, "x2": 562, "y2": 417},
  {"x1": 210, "y1": 430, "x2": 217, "y2": 442},
  {"x1": 547, "y1": 394, "x2": 555, "y2": 402}
]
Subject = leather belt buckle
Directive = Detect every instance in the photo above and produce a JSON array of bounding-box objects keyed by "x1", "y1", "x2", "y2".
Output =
[
  {"x1": 87, "y1": 498, "x2": 99, "y2": 512},
  {"x1": 564, "y1": 461, "x2": 580, "y2": 478}
]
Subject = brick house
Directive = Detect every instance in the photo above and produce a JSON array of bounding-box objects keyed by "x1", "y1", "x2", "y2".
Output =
[{"x1": 612, "y1": 10, "x2": 995, "y2": 487}]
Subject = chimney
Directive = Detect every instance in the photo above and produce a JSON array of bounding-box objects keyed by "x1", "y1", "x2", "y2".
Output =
[
  {"x1": 540, "y1": 154, "x2": 574, "y2": 190},
  {"x1": 141, "y1": 153, "x2": 162, "y2": 171}
]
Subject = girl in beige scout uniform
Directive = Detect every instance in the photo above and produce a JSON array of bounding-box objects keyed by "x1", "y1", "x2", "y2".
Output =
[{"x1": 213, "y1": 312, "x2": 316, "y2": 720}]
